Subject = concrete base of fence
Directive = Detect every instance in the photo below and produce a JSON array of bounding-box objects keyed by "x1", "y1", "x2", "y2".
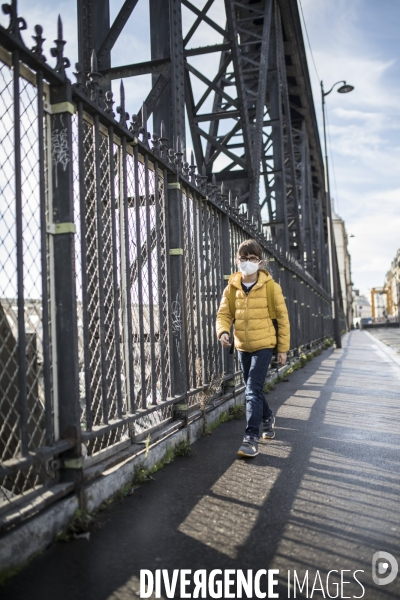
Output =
[
  {"x1": 84, "y1": 388, "x2": 245, "y2": 513},
  {"x1": 0, "y1": 494, "x2": 79, "y2": 575},
  {"x1": 0, "y1": 388, "x2": 245, "y2": 574}
]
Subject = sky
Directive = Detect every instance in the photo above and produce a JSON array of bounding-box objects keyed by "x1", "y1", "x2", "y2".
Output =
[
  {"x1": 299, "y1": 0, "x2": 400, "y2": 298},
  {"x1": 10, "y1": 0, "x2": 400, "y2": 298}
]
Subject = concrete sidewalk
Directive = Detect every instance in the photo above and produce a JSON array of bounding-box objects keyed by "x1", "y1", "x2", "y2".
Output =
[{"x1": 3, "y1": 331, "x2": 400, "y2": 600}]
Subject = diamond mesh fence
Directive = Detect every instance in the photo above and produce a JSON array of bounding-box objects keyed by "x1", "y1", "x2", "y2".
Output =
[
  {"x1": 71, "y1": 133, "x2": 174, "y2": 450},
  {"x1": 229, "y1": 221, "x2": 249, "y2": 375},
  {"x1": 156, "y1": 168, "x2": 171, "y2": 402},
  {"x1": 198, "y1": 199, "x2": 210, "y2": 384},
  {"x1": 182, "y1": 190, "x2": 196, "y2": 390},
  {"x1": 205, "y1": 205, "x2": 217, "y2": 382},
  {"x1": 125, "y1": 151, "x2": 172, "y2": 436},
  {"x1": 0, "y1": 59, "x2": 53, "y2": 506},
  {"x1": 72, "y1": 113, "x2": 130, "y2": 455}
]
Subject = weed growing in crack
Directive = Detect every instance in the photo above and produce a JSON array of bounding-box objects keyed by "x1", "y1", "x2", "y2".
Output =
[
  {"x1": 56, "y1": 509, "x2": 95, "y2": 542},
  {"x1": 174, "y1": 439, "x2": 193, "y2": 457},
  {"x1": 209, "y1": 410, "x2": 233, "y2": 432},
  {"x1": 229, "y1": 404, "x2": 245, "y2": 419},
  {"x1": 196, "y1": 358, "x2": 225, "y2": 436}
]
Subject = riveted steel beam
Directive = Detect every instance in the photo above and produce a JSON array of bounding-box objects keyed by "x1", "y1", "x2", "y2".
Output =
[
  {"x1": 97, "y1": 0, "x2": 140, "y2": 67},
  {"x1": 150, "y1": 0, "x2": 186, "y2": 145},
  {"x1": 99, "y1": 57, "x2": 170, "y2": 81},
  {"x1": 249, "y1": 0, "x2": 273, "y2": 219},
  {"x1": 186, "y1": 59, "x2": 237, "y2": 113},
  {"x1": 194, "y1": 110, "x2": 241, "y2": 122},
  {"x1": 224, "y1": 0, "x2": 254, "y2": 194},
  {"x1": 266, "y1": 3, "x2": 288, "y2": 253},
  {"x1": 182, "y1": 0, "x2": 227, "y2": 39},
  {"x1": 184, "y1": 43, "x2": 232, "y2": 57},
  {"x1": 275, "y1": 2, "x2": 303, "y2": 261},
  {"x1": 77, "y1": 0, "x2": 111, "y2": 93}
]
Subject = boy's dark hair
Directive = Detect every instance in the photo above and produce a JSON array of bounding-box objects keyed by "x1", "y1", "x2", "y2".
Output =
[{"x1": 237, "y1": 239, "x2": 263, "y2": 259}]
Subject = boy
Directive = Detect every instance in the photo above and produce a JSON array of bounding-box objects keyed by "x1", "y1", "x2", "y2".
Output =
[{"x1": 216, "y1": 239, "x2": 290, "y2": 457}]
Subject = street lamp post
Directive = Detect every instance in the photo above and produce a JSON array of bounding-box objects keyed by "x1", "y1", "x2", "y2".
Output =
[{"x1": 321, "y1": 80, "x2": 354, "y2": 349}]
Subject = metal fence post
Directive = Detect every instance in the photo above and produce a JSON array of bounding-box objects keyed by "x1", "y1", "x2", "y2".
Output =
[
  {"x1": 166, "y1": 176, "x2": 188, "y2": 419},
  {"x1": 49, "y1": 81, "x2": 82, "y2": 499},
  {"x1": 220, "y1": 211, "x2": 234, "y2": 391}
]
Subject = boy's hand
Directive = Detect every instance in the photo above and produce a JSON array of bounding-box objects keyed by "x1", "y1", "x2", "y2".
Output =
[
  {"x1": 219, "y1": 333, "x2": 231, "y2": 348},
  {"x1": 277, "y1": 352, "x2": 287, "y2": 366}
]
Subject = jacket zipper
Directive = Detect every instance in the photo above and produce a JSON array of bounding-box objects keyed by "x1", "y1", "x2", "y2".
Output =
[
  {"x1": 245, "y1": 294, "x2": 249, "y2": 347},
  {"x1": 244, "y1": 282, "x2": 271, "y2": 347},
  {"x1": 244, "y1": 284, "x2": 257, "y2": 348}
]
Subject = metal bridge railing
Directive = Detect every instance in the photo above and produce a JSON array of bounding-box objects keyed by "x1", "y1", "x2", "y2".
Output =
[{"x1": 0, "y1": 7, "x2": 333, "y2": 532}]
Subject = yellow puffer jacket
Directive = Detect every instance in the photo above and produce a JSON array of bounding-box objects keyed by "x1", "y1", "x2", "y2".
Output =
[{"x1": 216, "y1": 269, "x2": 290, "y2": 353}]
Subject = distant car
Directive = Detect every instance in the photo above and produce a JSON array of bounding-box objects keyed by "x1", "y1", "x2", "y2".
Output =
[{"x1": 361, "y1": 317, "x2": 373, "y2": 325}]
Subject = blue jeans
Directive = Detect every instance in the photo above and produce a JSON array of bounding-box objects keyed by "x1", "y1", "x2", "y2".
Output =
[{"x1": 238, "y1": 348, "x2": 274, "y2": 439}]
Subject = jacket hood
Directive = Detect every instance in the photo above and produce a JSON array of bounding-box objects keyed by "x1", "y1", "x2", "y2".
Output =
[{"x1": 228, "y1": 268, "x2": 272, "y2": 290}]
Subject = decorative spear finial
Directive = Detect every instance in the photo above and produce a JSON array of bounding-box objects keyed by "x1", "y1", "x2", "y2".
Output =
[
  {"x1": 174, "y1": 135, "x2": 183, "y2": 171},
  {"x1": 201, "y1": 162, "x2": 208, "y2": 192},
  {"x1": 31, "y1": 25, "x2": 46, "y2": 61},
  {"x1": 212, "y1": 173, "x2": 218, "y2": 198},
  {"x1": 129, "y1": 114, "x2": 139, "y2": 137},
  {"x1": 168, "y1": 145, "x2": 175, "y2": 165},
  {"x1": 209, "y1": 173, "x2": 218, "y2": 202},
  {"x1": 87, "y1": 49, "x2": 103, "y2": 105},
  {"x1": 73, "y1": 62, "x2": 87, "y2": 93},
  {"x1": 160, "y1": 121, "x2": 167, "y2": 144},
  {"x1": 225, "y1": 189, "x2": 232, "y2": 211},
  {"x1": 182, "y1": 148, "x2": 189, "y2": 178},
  {"x1": 91, "y1": 47, "x2": 97, "y2": 72},
  {"x1": 140, "y1": 102, "x2": 149, "y2": 146},
  {"x1": 116, "y1": 80, "x2": 129, "y2": 128},
  {"x1": 50, "y1": 15, "x2": 70, "y2": 77},
  {"x1": 104, "y1": 90, "x2": 115, "y2": 117},
  {"x1": 195, "y1": 163, "x2": 202, "y2": 188},
  {"x1": 218, "y1": 182, "x2": 226, "y2": 207},
  {"x1": 159, "y1": 120, "x2": 169, "y2": 160},
  {"x1": 189, "y1": 150, "x2": 196, "y2": 184},
  {"x1": 151, "y1": 133, "x2": 160, "y2": 155}
]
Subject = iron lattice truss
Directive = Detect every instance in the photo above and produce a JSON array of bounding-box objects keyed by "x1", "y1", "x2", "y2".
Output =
[{"x1": 77, "y1": 0, "x2": 329, "y2": 287}]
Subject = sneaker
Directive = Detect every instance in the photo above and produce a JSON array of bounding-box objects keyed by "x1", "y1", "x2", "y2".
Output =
[
  {"x1": 261, "y1": 414, "x2": 275, "y2": 439},
  {"x1": 237, "y1": 437, "x2": 259, "y2": 458}
]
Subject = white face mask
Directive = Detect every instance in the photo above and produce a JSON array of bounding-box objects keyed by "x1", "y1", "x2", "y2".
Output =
[{"x1": 238, "y1": 260, "x2": 260, "y2": 276}]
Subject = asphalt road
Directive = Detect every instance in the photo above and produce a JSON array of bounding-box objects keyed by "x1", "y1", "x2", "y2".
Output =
[
  {"x1": 3, "y1": 331, "x2": 400, "y2": 600},
  {"x1": 367, "y1": 327, "x2": 400, "y2": 354}
]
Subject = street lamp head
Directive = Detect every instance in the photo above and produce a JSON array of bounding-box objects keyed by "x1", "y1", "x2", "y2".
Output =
[{"x1": 337, "y1": 82, "x2": 354, "y2": 94}]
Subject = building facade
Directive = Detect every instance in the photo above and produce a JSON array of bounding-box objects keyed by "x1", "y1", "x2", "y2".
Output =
[
  {"x1": 384, "y1": 248, "x2": 400, "y2": 320},
  {"x1": 352, "y1": 290, "x2": 372, "y2": 326},
  {"x1": 333, "y1": 209, "x2": 353, "y2": 330}
]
